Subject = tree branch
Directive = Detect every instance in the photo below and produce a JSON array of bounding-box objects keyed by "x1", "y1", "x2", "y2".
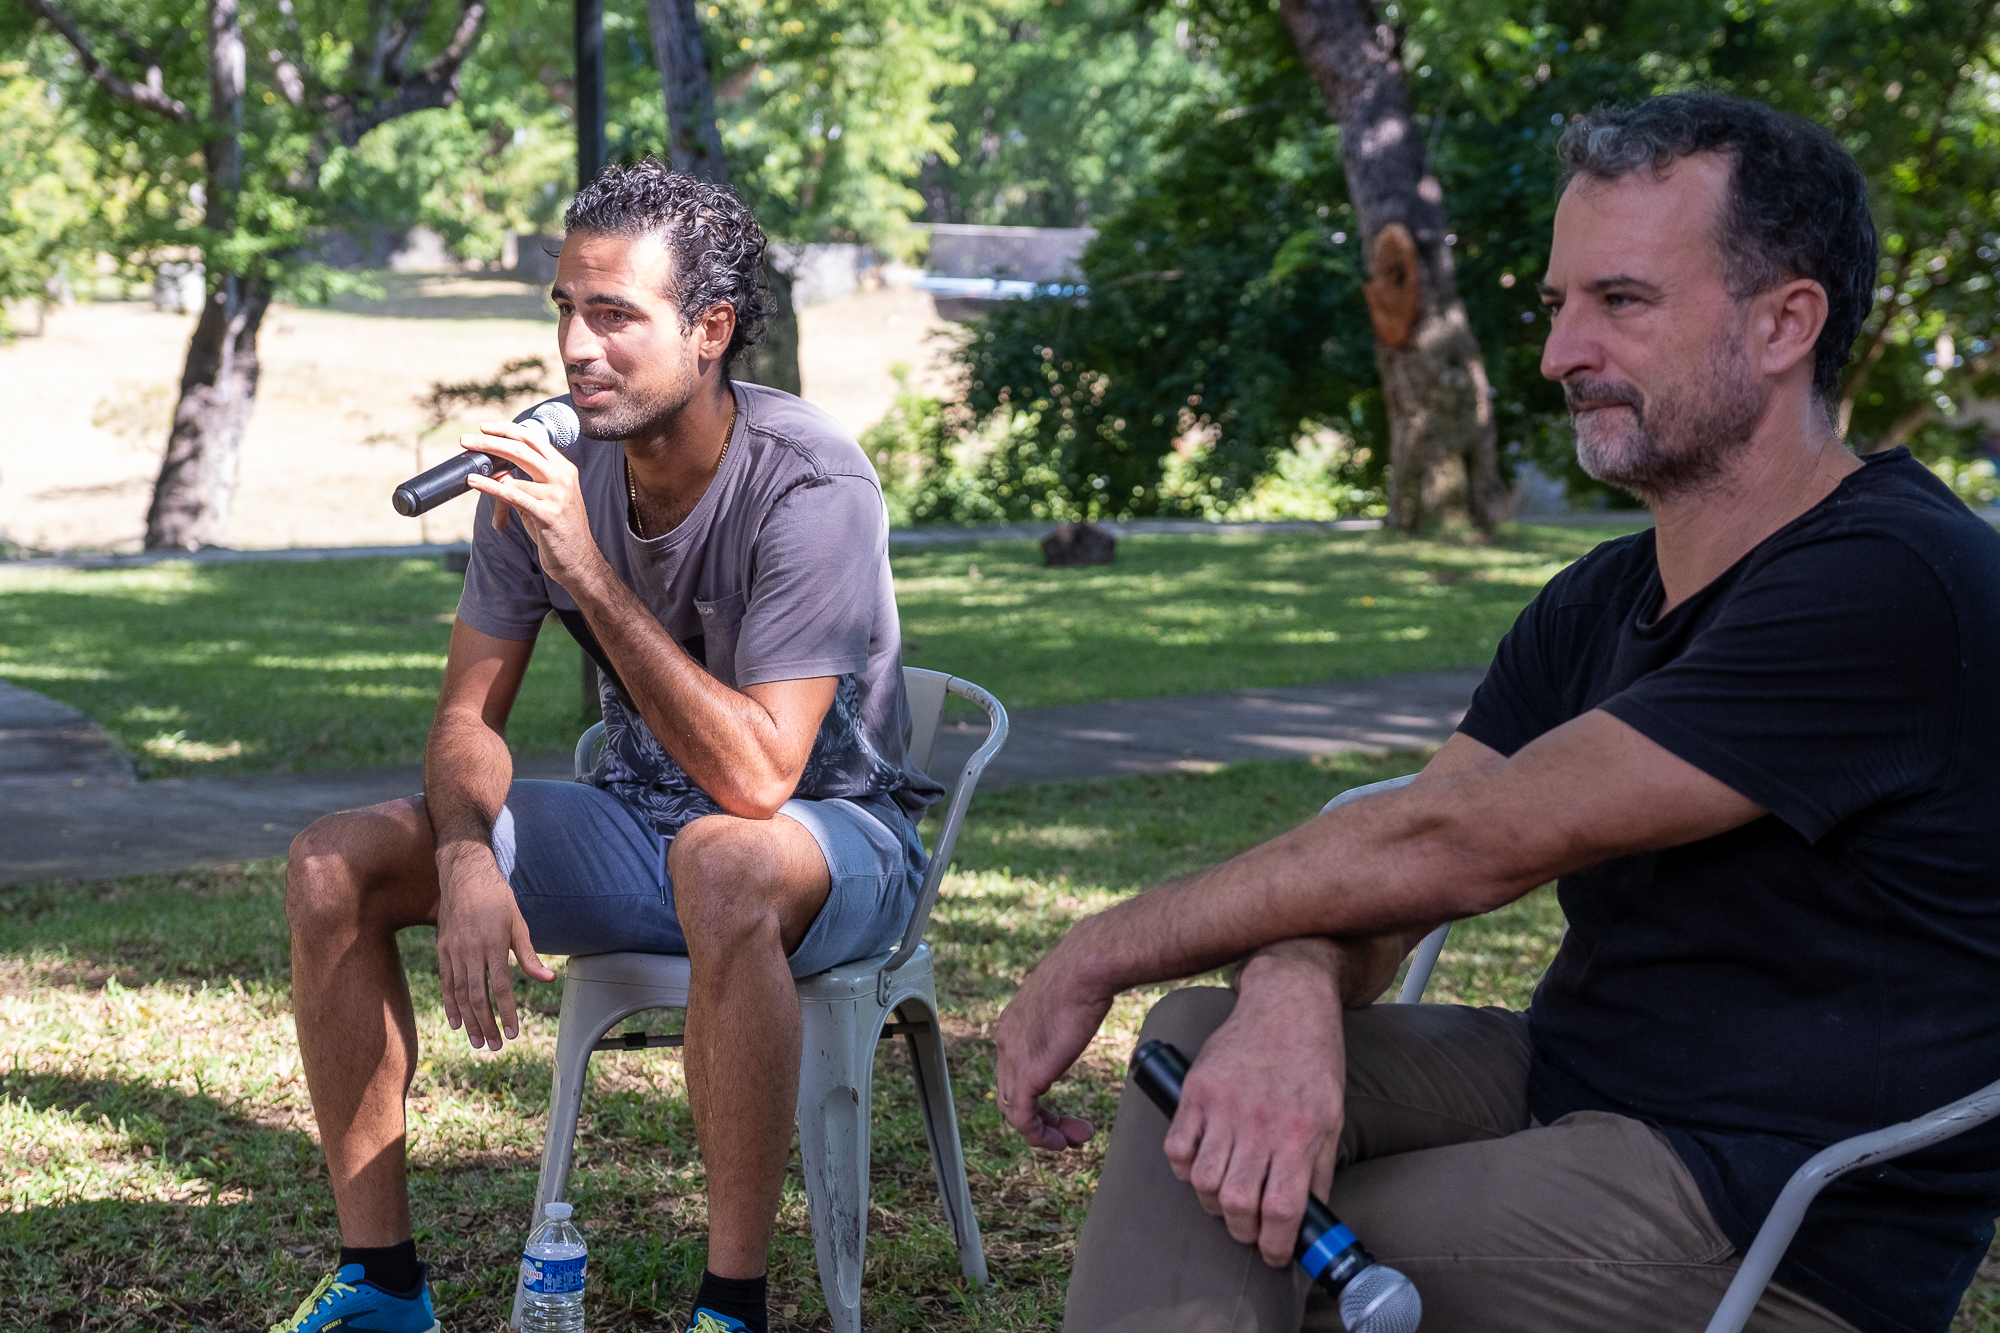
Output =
[
  {"x1": 14, "y1": 0, "x2": 192, "y2": 121},
  {"x1": 330, "y1": 0, "x2": 486, "y2": 146}
]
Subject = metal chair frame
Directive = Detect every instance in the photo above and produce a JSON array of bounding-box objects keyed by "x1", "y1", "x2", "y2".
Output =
[
  {"x1": 1323, "y1": 774, "x2": 2000, "y2": 1333},
  {"x1": 508, "y1": 667, "x2": 1007, "y2": 1333}
]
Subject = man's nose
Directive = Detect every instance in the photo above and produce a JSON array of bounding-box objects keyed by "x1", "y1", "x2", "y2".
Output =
[
  {"x1": 560, "y1": 317, "x2": 604, "y2": 367},
  {"x1": 1539, "y1": 305, "x2": 1598, "y2": 384}
]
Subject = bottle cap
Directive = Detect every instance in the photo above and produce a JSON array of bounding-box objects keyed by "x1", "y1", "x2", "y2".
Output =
[{"x1": 544, "y1": 1201, "x2": 574, "y2": 1220}]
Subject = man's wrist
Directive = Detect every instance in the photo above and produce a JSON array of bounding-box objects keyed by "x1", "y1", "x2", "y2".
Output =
[
  {"x1": 1234, "y1": 939, "x2": 1343, "y2": 1012},
  {"x1": 1051, "y1": 913, "x2": 1124, "y2": 1006},
  {"x1": 434, "y1": 837, "x2": 496, "y2": 877}
]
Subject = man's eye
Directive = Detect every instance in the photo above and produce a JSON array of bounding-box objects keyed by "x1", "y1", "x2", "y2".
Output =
[{"x1": 1605, "y1": 294, "x2": 1633, "y2": 309}]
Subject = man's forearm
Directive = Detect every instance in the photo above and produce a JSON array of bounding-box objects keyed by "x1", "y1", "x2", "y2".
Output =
[
  {"x1": 1050, "y1": 711, "x2": 1762, "y2": 1006},
  {"x1": 562, "y1": 558, "x2": 805, "y2": 816},
  {"x1": 423, "y1": 709, "x2": 515, "y2": 868}
]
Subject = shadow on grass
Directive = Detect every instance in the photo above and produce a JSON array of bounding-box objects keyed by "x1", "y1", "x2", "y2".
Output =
[{"x1": 0, "y1": 557, "x2": 586, "y2": 780}]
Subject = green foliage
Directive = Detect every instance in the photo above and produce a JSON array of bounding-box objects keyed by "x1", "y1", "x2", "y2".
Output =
[
  {"x1": 862, "y1": 380, "x2": 1009, "y2": 526},
  {"x1": 0, "y1": 61, "x2": 118, "y2": 325},
  {"x1": 950, "y1": 0, "x2": 2000, "y2": 520},
  {"x1": 700, "y1": 0, "x2": 970, "y2": 250},
  {"x1": 3, "y1": 0, "x2": 518, "y2": 297},
  {"x1": 917, "y1": 0, "x2": 1225, "y2": 228}
]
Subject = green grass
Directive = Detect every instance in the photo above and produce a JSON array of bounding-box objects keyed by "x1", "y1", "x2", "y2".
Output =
[
  {"x1": 9, "y1": 752, "x2": 1991, "y2": 1331},
  {"x1": 894, "y1": 524, "x2": 1636, "y2": 709},
  {"x1": 0, "y1": 524, "x2": 1643, "y2": 779}
]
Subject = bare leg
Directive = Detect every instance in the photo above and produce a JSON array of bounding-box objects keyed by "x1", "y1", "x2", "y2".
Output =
[
  {"x1": 285, "y1": 797, "x2": 442, "y2": 1248},
  {"x1": 669, "y1": 812, "x2": 833, "y2": 1279}
]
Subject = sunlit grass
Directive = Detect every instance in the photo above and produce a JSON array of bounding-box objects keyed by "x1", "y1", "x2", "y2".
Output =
[
  {"x1": 14, "y1": 750, "x2": 1979, "y2": 1331},
  {"x1": 0, "y1": 753, "x2": 1449, "y2": 1329},
  {"x1": 0, "y1": 523, "x2": 1643, "y2": 779}
]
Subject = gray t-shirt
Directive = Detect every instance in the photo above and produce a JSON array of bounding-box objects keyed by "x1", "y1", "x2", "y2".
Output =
[{"x1": 455, "y1": 382, "x2": 942, "y2": 836}]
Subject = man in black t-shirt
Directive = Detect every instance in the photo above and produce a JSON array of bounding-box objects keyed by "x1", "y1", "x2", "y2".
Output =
[{"x1": 992, "y1": 95, "x2": 2000, "y2": 1333}]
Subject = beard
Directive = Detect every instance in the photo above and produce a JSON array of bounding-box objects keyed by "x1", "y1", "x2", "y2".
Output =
[
  {"x1": 566, "y1": 359, "x2": 698, "y2": 442},
  {"x1": 1568, "y1": 327, "x2": 1767, "y2": 506}
]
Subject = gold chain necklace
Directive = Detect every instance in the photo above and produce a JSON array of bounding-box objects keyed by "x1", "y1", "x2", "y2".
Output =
[{"x1": 628, "y1": 399, "x2": 736, "y2": 540}]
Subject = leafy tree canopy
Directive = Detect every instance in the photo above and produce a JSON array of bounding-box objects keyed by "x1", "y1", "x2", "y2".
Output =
[{"x1": 949, "y1": 0, "x2": 2000, "y2": 522}]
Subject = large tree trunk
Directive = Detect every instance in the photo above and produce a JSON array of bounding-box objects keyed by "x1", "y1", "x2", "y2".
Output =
[
  {"x1": 145, "y1": 0, "x2": 254, "y2": 550},
  {"x1": 145, "y1": 275, "x2": 272, "y2": 548},
  {"x1": 1279, "y1": 0, "x2": 1505, "y2": 533},
  {"x1": 645, "y1": 0, "x2": 804, "y2": 395}
]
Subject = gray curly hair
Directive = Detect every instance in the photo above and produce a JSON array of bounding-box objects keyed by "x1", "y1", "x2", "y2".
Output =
[{"x1": 564, "y1": 159, "x2": 771, "y2": 374}]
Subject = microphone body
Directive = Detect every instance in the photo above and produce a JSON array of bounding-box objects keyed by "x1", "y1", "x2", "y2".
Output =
[
  {"x1": 392, "y1": 399, "x2": 583, "y2": 517},
  {"x1": 1129, "y1": 1039, "x2": 1422, "y2": 1333}
]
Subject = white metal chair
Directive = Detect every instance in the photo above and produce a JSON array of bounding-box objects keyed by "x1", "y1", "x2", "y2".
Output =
[
  {"x1": 1323, "y1": 773, "x2": 2000, "y2": 1333},
  {"x1": 508, "y1": 667, "x2": 1007, "y2": 1333}
]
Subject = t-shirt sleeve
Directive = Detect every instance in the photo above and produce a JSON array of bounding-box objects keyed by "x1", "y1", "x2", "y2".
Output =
[
  {"x1": 1459, "y1": 573, "x2": 1575, "y2": 757},
  {"x1": 454, "y1": 491, "x2": 555, "y2": 641},
  {"x1": 1601, "y1": 532, "x2": 1959, "y2": 844},
  {"x1": 733, "y1": 476, "x2": 885, "y2": 686}
]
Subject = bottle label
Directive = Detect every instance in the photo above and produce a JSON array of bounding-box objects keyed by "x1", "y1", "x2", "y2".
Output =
[{"x1": 521, "y1": 1253, "x2": 587, "y2": 1294}]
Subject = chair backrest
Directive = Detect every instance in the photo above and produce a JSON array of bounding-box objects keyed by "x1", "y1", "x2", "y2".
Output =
[
  {"x1": 902, "y1": 666, "x2": 953, "y2": 774},
  {"x1": 882, "y1": 670, "x2": 1008, "y2": 984},
  {"x1": 571, "y1": 666, "x2": 1012, "y2": 985},
  {"x1": 1320, "y1": 773, "x2": 1451, "y2": 1004}
]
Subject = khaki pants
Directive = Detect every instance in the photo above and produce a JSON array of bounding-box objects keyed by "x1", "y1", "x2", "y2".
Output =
[{"x1": 1064, "y1": 988, "x2": 1860, "y2": 1333}]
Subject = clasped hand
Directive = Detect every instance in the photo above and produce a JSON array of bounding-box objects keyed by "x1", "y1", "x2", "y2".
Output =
[
  {"x1": 1163, "y1": 986, "x2": 1345, "y2": 1267},
  {"x1": 995, "y1": 932, "x2": 1346, "y2": 1269},
  {"x1": 462, "y1": 420, "x2": 602, "y2": 590}
]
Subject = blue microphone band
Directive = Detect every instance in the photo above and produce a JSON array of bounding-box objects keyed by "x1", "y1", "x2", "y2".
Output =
[{"x1": 1299, "y1": 1224, "x2": 1360, "y2": 1280}]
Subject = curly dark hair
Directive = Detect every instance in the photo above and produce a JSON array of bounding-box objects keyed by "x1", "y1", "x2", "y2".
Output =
[
  {"x1": 1557, "y1": 93, "x2": 1877, "y2": 408},
  {"x1": 563, "y1": 159, "x2": 771, "y2": 374}
]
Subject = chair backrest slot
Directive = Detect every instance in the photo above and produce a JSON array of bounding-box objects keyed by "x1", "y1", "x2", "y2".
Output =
[{"x1": 902, "y1": 666, "x2": 953, "y2": 775}]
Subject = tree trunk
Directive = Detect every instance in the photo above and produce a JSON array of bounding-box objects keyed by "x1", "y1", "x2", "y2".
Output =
[
  {"x1": 145, "y1": 274, "x2": 273, "y2": 548},
  {"x1": 145, "y1": 0, "x2": 256, "y2": 551},
  {"x1": 1279, "y1": 0, "x2": 1505, "y2": 533},
  {"x1": 645, "y1": 0, "x2": 804, "y2": 396}
]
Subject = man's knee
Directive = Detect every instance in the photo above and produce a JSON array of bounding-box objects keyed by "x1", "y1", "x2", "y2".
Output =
[
  {"x1": 671, "y1": 816, "x2": 791, "y2": 949},
  {"x1": 285, "y1": 800, "x2": 431, "y2": 936}
]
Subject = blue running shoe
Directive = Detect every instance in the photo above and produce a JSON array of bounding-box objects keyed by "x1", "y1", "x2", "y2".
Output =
[
  {"x1": 686, "y1": 1310, "x2": 752, "y2": 1333},
  {"x1": 267, "y1": 1263, "x2": 439, "y2": 1333}
]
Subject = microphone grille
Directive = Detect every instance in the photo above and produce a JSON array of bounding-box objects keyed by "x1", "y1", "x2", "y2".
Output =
[
  {"x1": 526, "y1": 399, "x2": 582, "y2": 451},
  {"x1": 1339, "y1": 1263, "x2": 1421, "y2": 1333}
]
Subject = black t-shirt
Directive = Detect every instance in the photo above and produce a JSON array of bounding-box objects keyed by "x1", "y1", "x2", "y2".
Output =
[{"x1": 1459, "y1": 450, "x2": 2000, "y2": 1333}]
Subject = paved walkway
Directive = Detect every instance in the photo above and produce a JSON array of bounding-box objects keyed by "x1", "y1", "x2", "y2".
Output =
[{"x1": 0, "y1": 669, "x2": 1482, "y2": 887}]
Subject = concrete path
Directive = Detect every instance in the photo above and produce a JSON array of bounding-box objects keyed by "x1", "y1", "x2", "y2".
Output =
[{"x1": 0, "y1": 669, "x2": 1481, "y2": 887}]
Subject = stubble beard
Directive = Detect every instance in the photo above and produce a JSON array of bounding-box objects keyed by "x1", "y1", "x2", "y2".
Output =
[
  {"x1": 1569, "y1": 326, "x2": 1767, "y2": 507},
  {"x1": 567, "y1": 360, "x2": 700, "y2": 443}
]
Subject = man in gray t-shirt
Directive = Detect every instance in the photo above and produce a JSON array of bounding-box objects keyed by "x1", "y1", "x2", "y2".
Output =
[{"x1": 273, "y1": 163, "x2": 939, "y2": 1333}]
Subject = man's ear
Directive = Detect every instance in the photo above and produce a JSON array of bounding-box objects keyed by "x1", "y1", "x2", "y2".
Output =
[
  {"x1": 698, "y1": 301, "x2": 738, "y2": 364},
  {"x1": 1758, "y1": 277, "x2": 1828, "y2": 381}
]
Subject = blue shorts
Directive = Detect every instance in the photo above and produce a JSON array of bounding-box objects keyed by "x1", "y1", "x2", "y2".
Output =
[{"x1": 489, "y1": 780, "x2": 926, "y2": 978}]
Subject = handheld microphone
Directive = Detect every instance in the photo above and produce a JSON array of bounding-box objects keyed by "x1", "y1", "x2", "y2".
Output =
[
  {"x1": 391, "y1": 399, "x2": 583, "y2": 517},
  {"x1": 1130, "y1": 1040, "x2": 1421, "y2": 1333}
]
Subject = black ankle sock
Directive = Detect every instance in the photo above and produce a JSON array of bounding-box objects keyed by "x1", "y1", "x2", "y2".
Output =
[
  {"x1": 692, "y1": 1270, "x2": 768, "y2": 1333},
  {"x1": 338, "y1": 1239, "x2": 422, "y2": 1296}
]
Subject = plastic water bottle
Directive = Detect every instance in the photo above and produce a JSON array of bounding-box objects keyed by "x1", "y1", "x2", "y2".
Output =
[{"x1": 520, "y1": 1200, "x2": 587, "y2": 1332}]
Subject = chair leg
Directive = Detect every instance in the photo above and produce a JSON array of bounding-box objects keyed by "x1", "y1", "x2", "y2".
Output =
[
  {"x1": 508, "y1": 976, "x2": 622, "y2": 1329},
  {"x1": 796, "y1": 992, "x2": 882, "y2": 1333},
  {"x1": 901, "y1": 997, "x2": 989, "y2": 1284}
]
